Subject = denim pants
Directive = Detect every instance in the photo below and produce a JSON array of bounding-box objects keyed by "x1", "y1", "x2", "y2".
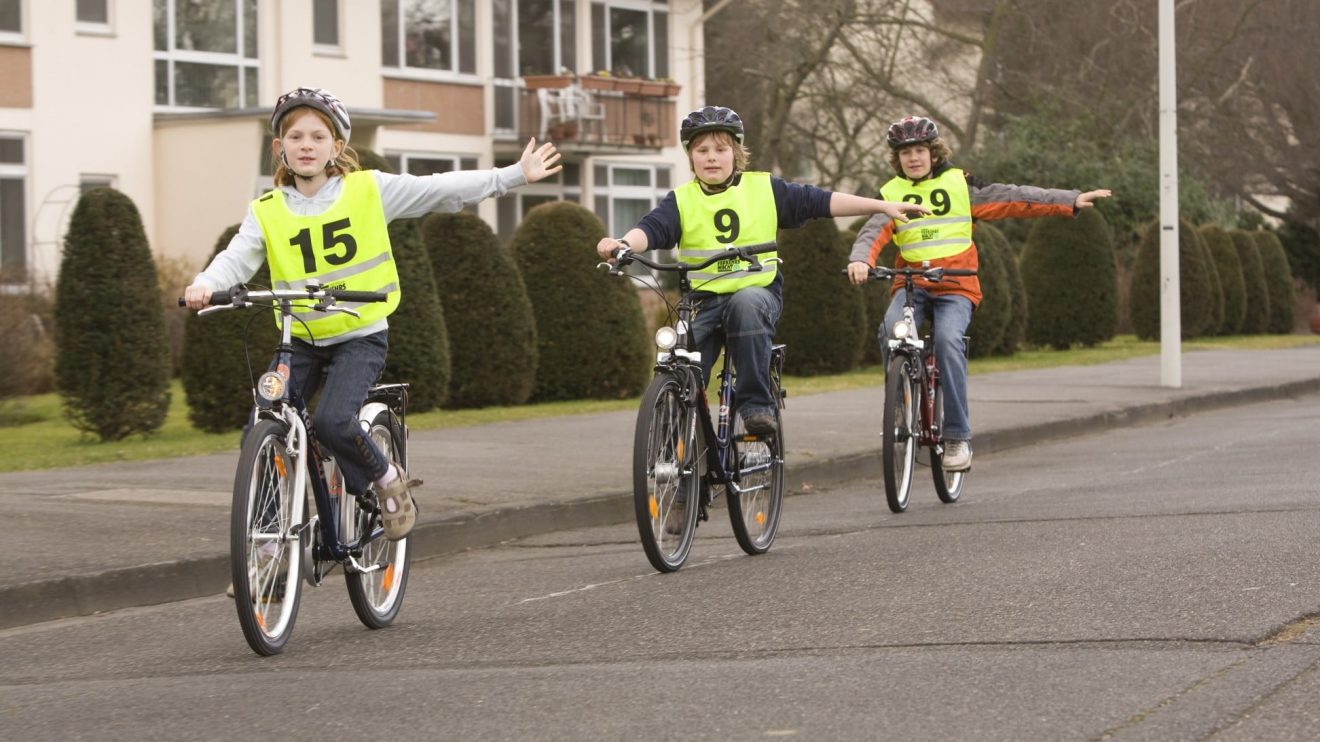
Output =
[
  {"x1": 283, "y1": 330, "x2": 391, "y2": 496},
  {"x1": 881, "y1": 289, "x2": 974, "y2": 440},
  {"x1": 690, "y1": 286, "x2": 783, "y2": 419}
]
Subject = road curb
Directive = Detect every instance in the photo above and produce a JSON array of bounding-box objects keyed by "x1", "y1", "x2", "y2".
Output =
[{"x1": 4, "y1": 377, "x2": 1317, "y2": 630}]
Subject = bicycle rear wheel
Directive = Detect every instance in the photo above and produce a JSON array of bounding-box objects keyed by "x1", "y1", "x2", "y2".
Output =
[
  {"x1": 727, "y1": 380, "x2": 785, "y2": 555},
  {"x1": 931, "y1": 381, "x2": 965, "y2": 504},
  {"x1": 882, "y1": 355, "x2": 918, "y2": 513},
  {"x1": 345, "y1": 409, "x2": 411, "y2": 629},
  {"x1": 231, "y1": 419, "x2": 305, "y2": 656},
  {"x1": 634, "y1": 371, "x2": 701, "y2": 572}
]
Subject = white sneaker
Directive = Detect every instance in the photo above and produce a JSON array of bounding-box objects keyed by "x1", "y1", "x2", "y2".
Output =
[{"x1": 942, "y1": 440, "x2": 972, "y2": 472}]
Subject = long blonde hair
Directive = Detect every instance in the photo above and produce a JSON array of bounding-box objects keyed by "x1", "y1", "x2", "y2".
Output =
[{"x1": 271, "y1": 108, "x2": 361, "y2": 186}]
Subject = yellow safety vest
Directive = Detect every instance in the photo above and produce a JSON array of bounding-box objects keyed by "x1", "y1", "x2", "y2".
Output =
[
  {"x1": 880, "y1": 167, "x2": 973, "y2": 262},
  {"x1": 253, "y1": 171, "x2": 399, "y2": 341},
  {"x1": 674, "y1": 171, "x2": 778, "y2": 294}
]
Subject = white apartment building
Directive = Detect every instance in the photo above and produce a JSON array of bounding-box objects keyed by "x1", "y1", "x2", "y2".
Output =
[{"x1": 0, "y1": 0, "x2": 709, "y2": 289}]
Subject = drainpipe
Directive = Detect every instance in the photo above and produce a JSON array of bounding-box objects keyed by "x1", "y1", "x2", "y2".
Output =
[{"x1": 688, "y1": 0, "x2": 736, "y2": 106}]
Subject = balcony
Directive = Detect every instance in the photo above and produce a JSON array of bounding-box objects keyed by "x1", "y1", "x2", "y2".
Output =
[{"x1": 518, "y1": 76, "x2": 678, "y2": 151}]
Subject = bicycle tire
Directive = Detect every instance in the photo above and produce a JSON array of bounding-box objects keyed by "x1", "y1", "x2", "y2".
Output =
[
  {"x1": 633, "y1": 371, "x2": 701, "y2": 572},
  {"x1": 931, "y1": 381, "x2": 965, "y2": 504},
  {"x1": 727, "y1": 378, "x2": 785, "y2": 555},
  {"x1": 882, "y1": 355, "x2": 918, "y2": 513},
  {"x1": 231, "y1": 418, "x2": 305, "y2": 656},
  {"x1": 345, "y1": 409, "x2": 412, "y2": 629}
]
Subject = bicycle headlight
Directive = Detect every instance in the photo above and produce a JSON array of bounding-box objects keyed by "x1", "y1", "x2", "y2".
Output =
[
  {"x1": 891, "y1": 320, "x2": 913, "y2": 340},
  {"x1": 257, "y1": 371, "x2": 287, "y2": 402},
  {"x1": 655, "y1": 326, "x2": 679, "y2": 351}
]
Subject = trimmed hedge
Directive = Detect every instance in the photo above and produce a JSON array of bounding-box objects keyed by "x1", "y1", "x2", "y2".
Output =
[
  {"x1": 1230, "y1": 229, "x2": 1270, "y2": 334},
  {"x1": 181, "y1": 225, "x2": 279, "y2": 432},
  {"x1": 1020, "y1": 208, "x2": 1118, "y2": 349},
  {"x1": 510, "y1": 201, "x2": 649, "y2": 401},
  {"x1": 966, "y1": 224, "x2": 1012, "y2": 357},
  {"x1": 422, "y1": 212, "x2": 538, "y2": 408},
  {"x1": 1253, "y1": 230, "x2": 1296, "y2": 334},
  {"x1": 1130, "y1": 219, "x2": 1215, "y2": 340},
  {"x1": 777, "y1": 219, "x2": 865, "y2": 375},
  {"x1": 1198, "y1": 229, "x2": 1225, "y2": 336},
  {"x1": 1198, "y1": 225, "x2": 1246, "y2": 335},
  {"x1": 54, "y1": 188, "x2": 172, "y2": 440},
  {"x1": 381, "y1": 217, "x2": 451, "y2": 412}
]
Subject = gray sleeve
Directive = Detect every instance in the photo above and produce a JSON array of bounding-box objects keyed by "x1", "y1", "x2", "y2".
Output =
[
  {"x1": 970, "y1": 181, "x2": 1080, "y2": 209},
  {"x1": 193, "y1": 207, "x2": 267, "y2": 290},
  {"x1": 849, "y1": 213, "x2": 893, "y2": 264},
  {"x1": 377, "y1": 165, "x2": 528, "y2": 221}
]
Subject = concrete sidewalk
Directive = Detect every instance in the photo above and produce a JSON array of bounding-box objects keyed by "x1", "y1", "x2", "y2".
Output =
[{"x1": 3, "y1": 345, "x2": 1319, "y2": 629}]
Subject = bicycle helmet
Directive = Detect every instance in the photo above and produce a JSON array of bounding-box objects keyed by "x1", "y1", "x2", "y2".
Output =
[
  {"x1": 680, "y1": 106, "x2": 745, "y2": 150},
  {"x1": 886, "y1": 116, "x2": 939, "y2": 149},
  {"x1": 270, "y1": 87, "x2": 352, "y2": 142}
]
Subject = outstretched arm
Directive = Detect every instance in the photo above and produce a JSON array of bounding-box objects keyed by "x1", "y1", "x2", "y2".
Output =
[
  {"x1": 1075, "y1": 189, "x2": 1112, "y2": 209},
  {"x1": 830, "y1": 192, "x2": 929, "y2": 222}
]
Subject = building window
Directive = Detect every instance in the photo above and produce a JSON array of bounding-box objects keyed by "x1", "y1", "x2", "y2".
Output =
[
  {"x1": 496, "y1": 160, "x2": 581, "y2": 242},
  {"x1": 381, "y1": 0, "x2": 477, "y2": 76},
  {"x1": 593, "y1": 162, "x2": 668, "y2": 238},
  {"x1": 0, "y1": 135, "x2": 27, "y2": 281},
  {"x1": 518, "y1": 0, "x2": 577, "y2": 76},
  {"x1": 591, "y1": 2, "x2": 668, "y2": 79},
  {"x1": 0, "y1": 0, "x2": 22, "y2": 39},
  {"x1": 313, "y1": 0, "x2": 339, "y2": 50},
  {"x1": 154, "y1": 0, "x2": 259, "y2": 109},
  {"x1": 76, "y1": 0, "x2": 111, "y2": 33}
]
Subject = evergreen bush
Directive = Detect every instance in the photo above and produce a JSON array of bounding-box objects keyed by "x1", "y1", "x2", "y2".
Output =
[
  {"x1": 1198, "y1": 225, "x2": 1246, "y2": 335},
  {"x1": 777, "y1": 219, "x2": 865, "y2": 375},
  {"x1": 1230, "y1": 229, "x2": 1270, "y2": 334},
  {"x1": 1253, "y1": 230, "x2": 1296, "y2": 334},
  {"x1": 997, "y1": 228, "x2": 1029, "y2": 355},
  {"x1": 381, "y1": 217, "x2": 451, "y2": 412},
  {"x1": 1198, "y1": 230, "x2": 1225, "y2": 336},
  {"x1": 509, "y1": 201, "x2": 649, "y2": 401},
  {"x1": 844, "y1": 217, "x2": 887, "y2": 366},
  {"x1": 965, "y1": 224, "x2": 1012, "y2": 357},
  {"x1": 1276, "y1": 220, "x2": 1320, "y2": 296},
  {"x1": 1129, "y1": 219, "x2": 1214, "y2": 341},
  {"x1": 54, "y1": 188, "x2": 172, "y2": 441},
  {"x1": 180, "y1": 225, "x2": 279, "y2": 432},
  {"x1": 1020, "y1": 208, "x2": 1118, "y2": 349},
  {"x1": 422, "y1": 212, "x2": 538, "y2": 408}
]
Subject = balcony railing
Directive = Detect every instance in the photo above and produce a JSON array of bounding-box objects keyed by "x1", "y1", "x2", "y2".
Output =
[{"x1": 518, "y1": 76, "x2": 678, "y2": 150}]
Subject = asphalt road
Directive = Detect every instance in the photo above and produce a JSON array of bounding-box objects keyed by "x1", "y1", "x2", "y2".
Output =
[{"x1": 3, "y1": 395, "x2": 1319, "y2": 741}]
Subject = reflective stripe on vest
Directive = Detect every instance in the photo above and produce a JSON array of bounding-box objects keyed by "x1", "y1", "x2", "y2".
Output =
[
  {"x1": 254, "y1": 171, "x2": 399, "y2": 340},
  {"x1": 674, "y1": 171, "x2": 778, "y2": 294},
  {"x1": 881, "y1": 167, "x2": 973, "y2": 262}
]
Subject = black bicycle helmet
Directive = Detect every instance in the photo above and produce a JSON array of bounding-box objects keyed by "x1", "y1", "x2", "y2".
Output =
[
  {"x1": 270, "y1": 87, "x2": 352, "y2": 142},
  {"x1": 886, "y1": 116, "x2": 939, "y2": 149},
  {"x1": 680, "y1": 106, "x2": 745, "y2": 150}
]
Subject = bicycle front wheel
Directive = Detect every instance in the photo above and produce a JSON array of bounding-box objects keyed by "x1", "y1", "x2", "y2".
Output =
[
  {"x1": 727, "y1": 384, "x2": 785, "y2": 555},
  {"x1": 345, "y1": 409, "x2": 411, "y2": 629},
  {"x1": 882, "y1": 355, "x2": 918, "y2": 513},
  {"x1": 931, "y1": 381, "x2": 965, "y2": 504},
  {"x1": 231, "y1": 419, "x2": 305, "y2": 656},
  {"x1": 634, "y1": 371, "x2": 701, "y2": 572}
]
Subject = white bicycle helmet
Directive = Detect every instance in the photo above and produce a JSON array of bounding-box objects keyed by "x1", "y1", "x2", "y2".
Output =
[{"x1": 270, "y1": 87, "x2": 351, "y2": 142}]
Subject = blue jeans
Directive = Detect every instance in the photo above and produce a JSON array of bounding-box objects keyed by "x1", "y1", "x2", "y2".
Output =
[
  {"x1": 690, "y1": 286, "x2": 783, "y2": 418},
  {"x1": 881, "y1": 289, "x2": 973, "y2": 440},
  {"x1": 283, "y1": 331, "x2": 391, "y2": 496}
]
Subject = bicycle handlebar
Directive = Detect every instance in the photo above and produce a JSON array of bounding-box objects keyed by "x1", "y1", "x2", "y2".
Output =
[
  {"x1": 604, "y1": 242, "x2": 778, "y2": 274},
  {"x1": 177, "y1": 286, "x2": 389, "y2": 308},
  {"x1": 845, "y1": 265, "x2": 978, "y2": 283}
]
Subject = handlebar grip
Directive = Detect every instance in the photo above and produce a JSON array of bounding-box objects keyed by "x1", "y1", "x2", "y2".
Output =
[
  {"x1": 332, "y1": 290, "x2": 389, "y2": 303},
  {"x1": 177, "y1": 289, "x2": 232, "y2": 307},
  {"x1": 943, "y1": 269, "x2": 978, "y2": 276}
]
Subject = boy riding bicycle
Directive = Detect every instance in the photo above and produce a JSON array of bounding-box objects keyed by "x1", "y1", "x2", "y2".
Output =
[{"x1": 847, "y1": 115, "x2": 1111, "y2": 472}]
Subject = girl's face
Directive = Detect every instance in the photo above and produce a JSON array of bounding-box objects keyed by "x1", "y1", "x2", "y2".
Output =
[
  {"x1": 278, "y1": 109, "x2": 341, "y2": 180},
  {"x1": 898, "y1": 144, "x2": 932, "y2": 179},
  {"x1": 689, "y1": 133, "x2": 735, "y2": 185}
]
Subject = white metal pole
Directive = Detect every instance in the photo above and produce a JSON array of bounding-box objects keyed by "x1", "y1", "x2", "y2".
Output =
[{"x1": 1158, "y1": 0, "x2": 1181, "y2": 387}]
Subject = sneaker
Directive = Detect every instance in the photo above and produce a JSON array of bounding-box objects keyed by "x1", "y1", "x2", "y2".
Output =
[
  {"x1": 379, "y1": 468, "x2": 422, "y2": 541},
  {"x1": 743, "y1": 412, "x2": 777, "y2": 437},
  {"x1": 942, "y1": 440, "x2": 972, "y2": 472}
]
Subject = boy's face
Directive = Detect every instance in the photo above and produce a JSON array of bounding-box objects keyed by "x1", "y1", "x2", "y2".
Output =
[
  {"x1": 897, "y1": 144, "x2": 932, "y2": 179},
  {"x1": 689, "y1": 133, "x2": 735, "y2": 185}
]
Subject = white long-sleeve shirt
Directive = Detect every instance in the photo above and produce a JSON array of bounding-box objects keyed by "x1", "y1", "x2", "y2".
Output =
[{"x1": 193, "y1": 164, "x2": 527, "y2": 344}]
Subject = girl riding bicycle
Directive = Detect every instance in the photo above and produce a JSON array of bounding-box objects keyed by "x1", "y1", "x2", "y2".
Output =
[
  {"x1": 847, "y1": 115, "x2": 1112, "y2": 472},
  {"x1": 597, "y1": 105, "x2": 927, "y2": 438},
  {"x1": 184, "y1": 87, "x2": 562, "y2": 540}
]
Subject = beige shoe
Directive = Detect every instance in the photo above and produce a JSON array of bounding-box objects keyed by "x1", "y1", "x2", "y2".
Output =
[
  {"x1": 942, "y1": 440, "x2": 972, "y2": 472},
  {"x1": 379, "y1": 470, "x2": 422, "y2": 541}
]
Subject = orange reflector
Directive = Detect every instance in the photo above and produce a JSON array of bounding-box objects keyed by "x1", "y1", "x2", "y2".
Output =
[
  {"x1": 649, "y1": 495, "x2": 659, "y2": 518},
  {"x1": 274, "y1": 455, "x2": 287, "y2": 478},
  {"x1": 755, "y1": 511, "x2": 766, "y2": 525},
  {"x1": 255, "y1": 610, "x2": 266, "y2": 629},
  {"x1": 382, "y1": 564, "x2": 395, "y2": 592},
  {"x1": 677, "y1": 438, "x2": 685, "y2": 461}
]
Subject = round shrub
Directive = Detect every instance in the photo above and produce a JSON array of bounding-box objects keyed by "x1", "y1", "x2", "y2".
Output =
[
  {"x1": 1129, "y1": 219, "x2": 1214, "y2": 341},
  {"x1": 181, "y1": 225, "x2": 280, "y2": 433},
  {"x1": 1253, "y1": 230, "x2": 1296, "y2": 334},
  {"x1": 1198, "y1": 225, "x2": 1245, "y2": 335},
  {"x1": 510, "y1": 201, "x2": 649, "y2": 401},
  {"x1": 966, "y1": 224, "x2": 1012, "y2": 357},
  {"x1": 1020, "y1": 208, "x2": 1119, "y2": 349},
  {"x1": 1198, "y1": 229, "x2": 1225, "y2": 336},
  {"x1": 422, "y1": 212, "x2": 538, "y2": 408},
  {"x1": 1230, "y1": 229, "x2": 1270, "y2": 334},
  {"x1": 777, "y1": 219, "x2": 865, "y2": 375},
  {"x1": 1276, "y1": 221, "x2": 1320, "y2": 297},
  {"x1": 54, "y1": 188, "x2": 172, "y2": 440},
  {"x1": 381, "y1": 217, "x2": 451, "y2": 412}
]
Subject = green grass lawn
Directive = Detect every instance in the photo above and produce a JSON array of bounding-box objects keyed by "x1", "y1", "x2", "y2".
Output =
[{"x1": 1, "y1": 333, "x2": 1316, "y2": 473}]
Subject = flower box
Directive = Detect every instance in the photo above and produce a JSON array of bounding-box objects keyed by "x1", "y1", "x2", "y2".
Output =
[
  {"x1": 523, "y1": 74, "x2": 573, "y2": 90},
  {"x1": 614, "y1": 78, "x2": 644, "y2": 94},
  {"x1": 578, "y1": 75, "x2": 617, "y2": 92},
  {"x1": 662, "y1": 82, "x2": 680, "y2": 97},
  {"x1": 637, "y1": 81, "x2": 668, "y2": 97}
]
